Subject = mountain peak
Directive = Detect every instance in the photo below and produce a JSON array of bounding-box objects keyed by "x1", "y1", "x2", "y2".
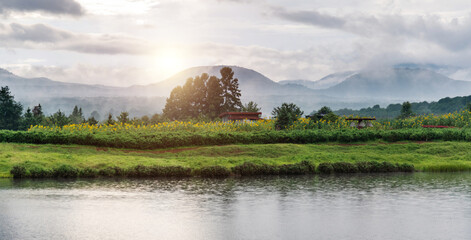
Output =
[{"x1": 0, "y1": 68, "x2": 13, "y2": 75}]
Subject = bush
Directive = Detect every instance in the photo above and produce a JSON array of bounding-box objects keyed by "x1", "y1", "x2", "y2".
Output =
[
  {"x1": 79, "y1": 168, "x2": 99, "y2": 178},
  {"x1": 10, "y1": 165, "x2": 26, "y2": 178},
  {"x1": 29, "y1": 167, "x2": 52, "y2": 178},
  {"x1": 197, "y1": 166, "x2": 231, "y2": 178},
  {"x1": 396, "y1": 163, "x2": 415, "y2": 172},
  {"x1": 232, "y1": 162, "x2": 278, "y2": 176},
  {"x1": 318, "y1": 162, "x2": 334, "y2": 174},
  {"x1": 381, "y1": 161, "x2": 398, "y2": 172},
  {"x1": 52, "y1": 165, "x2": 79, "y2": 178},
  {"x1": 332, "y1": 162, "x2": 359, "y2": 173},
  {"x1": 98, "y1": 167, "x2": 124, "y2": 177},
  {"x1": 278, "y1": 160, "x2": 316, "y2": 175},
  {"x1": 149, "y1": 166, "x2": 192, "y2": 177}
]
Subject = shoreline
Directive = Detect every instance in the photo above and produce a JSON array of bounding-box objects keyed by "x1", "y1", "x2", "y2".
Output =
[{"x1": 2, "y1": 141, "x2": 471, "y2": 178}]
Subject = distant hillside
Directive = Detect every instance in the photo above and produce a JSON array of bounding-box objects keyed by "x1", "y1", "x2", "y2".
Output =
[
  {"x1": 129, "y1": 65, "x2": 317, "y2": 97},
  {"x1": 3, "y1": 65, "x2": 471, "y2": 118},
  {"x1": 335, "y1": 95, "x2": 471, "y2": 119},
  {"x1": 280, "y1": 71, "x2": 355, "y2": 90},
  {"x1": 322, "y1": 68, "x2": 471, "y2": 101}
]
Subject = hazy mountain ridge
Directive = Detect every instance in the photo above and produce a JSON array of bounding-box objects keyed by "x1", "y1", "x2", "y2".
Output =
[
  {"x1": 2, "y1": 65, "x2": 471, "y2": 117},
  {"x1": 279, "y1": 71, "x2": 356, "y2": 90},
  {"x1": 324, "y1": 68, "x2": 471, "y2": 101}
]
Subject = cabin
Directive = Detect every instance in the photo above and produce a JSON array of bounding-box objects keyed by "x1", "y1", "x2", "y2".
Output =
[{"x1": 219, "y1": 112, "x2": 262, "y2": 123}]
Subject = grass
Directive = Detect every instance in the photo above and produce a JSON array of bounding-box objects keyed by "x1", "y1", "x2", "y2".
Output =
[{"x1": 1, "y1": 141, "x2": 471, "y2": 177}]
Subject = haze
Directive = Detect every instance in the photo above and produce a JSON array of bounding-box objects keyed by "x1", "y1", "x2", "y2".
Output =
[{"x1": 2, "y1": 0, "x2": 471, "y2": 86}]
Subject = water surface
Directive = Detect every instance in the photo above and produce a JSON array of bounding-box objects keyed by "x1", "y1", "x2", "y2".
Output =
[{"x1": 1, "y1": 173, "x2": 471, "y2": 240}]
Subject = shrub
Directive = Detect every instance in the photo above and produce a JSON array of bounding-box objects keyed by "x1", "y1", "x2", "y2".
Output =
[
  {"x1": 381, "y1": 161, "x2": 398, "y2": 172},
  {"x1": 318, "y1": 162, "x2": 334, "y2": 174},
  {"x1": 278, "y1": 160, "x2": 316, "y2": 175},
  {"x1": 52, "y1": 165, "x2": 78, "y2": 178},
  {"x1": 79, "y1": 168, "x2": 99, "y2": 178},
  {"x1": 197, "y1": 166, "x2": 231, "y2": 178},
  {"x1": 396, "y1": 163, "x2": 415, "y2": 172},
  {"x1": 127, "y1": 165, "x2": 151, "y2": 177},
  {"x1": 332, "y1": 162, "x2": 359, "y2": 173},
  {"x1": 232, "y1": 162, "x2": 278, "y2": 176},
  {"x1": 10, "y1": 165, "x2": 26, "y2": 178},
  {"x1": 29, "y1": 167, "x2": 52, "y2": 178},
  {"x1": 149, "y1": 166, "x2": 192, "y2": 177}
]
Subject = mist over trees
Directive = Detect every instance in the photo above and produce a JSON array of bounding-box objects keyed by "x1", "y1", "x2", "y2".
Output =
[
  {"x1": 336, "y1": 95, "x2": 471, "y2": 119},
  {"x1": 0, "y1": 86, "x2": 23, "y2": 130},
  {"x1": 163, "y1": 67, "x2": 242, "y2": 120}
]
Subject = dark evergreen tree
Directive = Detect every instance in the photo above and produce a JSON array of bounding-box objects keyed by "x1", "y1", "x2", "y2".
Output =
[
  {"x1": 399, "y1": 101, "x2": 414, "y2": 119},
  {"x1": 32, "y1": 104, "x2": 45, "y2": 124},
  {"x1": 205, "y1": 76, "x2": 224, "y2": 119},
  {"x1": 163, "y1": 67, "x2": 241, "y2": 120},
  {"x1": 106, "y1": 113, "x2": 115, "y2": 125},
  {"x1": 50, "y1": 110, "x2": 71, "y2": 127},
  {"x1": 86, "y1": 116, "x2": 99, "y2": 125},
  {"x1": 0, "y1": 86, "x2": 23, "y2": 130},
  {"x1": 117, "y1": 111, "x2": 129, "y2": 123},
  {"x1": 20, "y1": 108, "x2": 36, "y2": 130},
  {"x1": 219, "y1": 67, "x2": 242, "y2": 112},
  {"x1": 272, "y1": 103, "x2": 303, "y2": 130},
  {"x1": 241, "y1": 101, "x2": 261, "y2": 113},
  {"x1": 70, "y1": 105, "x2": 84, "y2": 124}
]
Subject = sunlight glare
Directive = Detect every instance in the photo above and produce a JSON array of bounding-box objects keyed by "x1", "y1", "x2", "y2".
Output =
[{"x1": 155, "y1": 47, "x2": 186, "y2": 78}]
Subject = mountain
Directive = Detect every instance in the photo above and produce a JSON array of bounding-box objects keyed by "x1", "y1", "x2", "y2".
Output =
[
  {"x1": 279, "y1": 71, "x2": 356, "y2": 90},
  {"x1": 3, "y1": 65, "x2": 470, "y2": 118},
  {"x1": 322, "y1": 68, "x2": 471, "y2": 101},
  {"x1": 0, "y1": 66, "x2": 328, "y2": 117},
  {"x1": 128, "y1": 65, "x2": 316, "y2": 97},
  {"x1": 0, "y1": 68, "x2": 122, "y2": 100}
]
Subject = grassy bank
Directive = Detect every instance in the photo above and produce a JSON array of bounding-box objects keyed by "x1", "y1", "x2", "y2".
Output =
[
  {"x1": 1, "y1": 141, "x2": 471, "y2": 178},
  {"x1": 3, "y1": 128, "x2": 471, "y2": 150}
]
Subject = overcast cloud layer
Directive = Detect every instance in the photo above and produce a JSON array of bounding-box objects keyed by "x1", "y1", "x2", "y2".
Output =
[
  {"x1": 2, "y1": 0, "x2": 471, "y2": 86},
  {"x1": 0, "y1": 0, "x2": 84, "y2": 16}
]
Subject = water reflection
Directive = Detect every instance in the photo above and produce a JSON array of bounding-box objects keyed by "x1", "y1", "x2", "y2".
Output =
[{"x1": 1, "y1": 173, "x2": 471, "y2": 240}]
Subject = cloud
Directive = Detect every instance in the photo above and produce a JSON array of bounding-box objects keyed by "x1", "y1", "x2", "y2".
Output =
[
  {"x1": 273, "y1": 7, "x2": 471, "y2": 51},
  {"x1": 0, "y1": 0, "x2": 84, "y2": 16},
  {"x1": 0, "y1": 23, "x2": 152, "y2": 55}
]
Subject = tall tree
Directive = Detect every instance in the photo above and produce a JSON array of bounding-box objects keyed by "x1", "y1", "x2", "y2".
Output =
[
  {"x1": 20, "y1": 108, "x2": 35, "y2": 130},
  {"x1": 0, "y1": 86, "x2": 23, "y2": 130},
  {"x1": 399, "y1": 101, "x2": 413, "y2": 119},
  {"x1": 49, "y1": 110, "x2": 71, "y2": 127},
  {"x1": 162, "y1": 67, "x2": 241, "y2": 120},
  {"x1": 117, "y1": 111, "x2": 129, "y2": 123},
  {"x1": 106, "y1": 113, "x2": 115, "y2": 125},
  {"x1": 32, "y1": 104, "x2": 45, "y2": 124},
  {"x1": 219, "y1": 67, "x2": 242, "y2": 112},
  {"x1": 272, "y1": 103, "x2": 303, "y2": 130},
  {"x1": 163, "y1": 85, "x2": 185, "y2": 121},
  {"x1": 70, "y1": 105, "x2": 84, "y2": 124},
  {"x1": 240, "y1": 101, "x2": 261, "y2": 113},
  {"x1": 204, "y1": 76, "x2": 224, "y2": 119}
]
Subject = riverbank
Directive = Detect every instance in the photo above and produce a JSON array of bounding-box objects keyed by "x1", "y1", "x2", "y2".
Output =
[{"x1": 1, "y1": 141, "x2": 471, "y2": 178}]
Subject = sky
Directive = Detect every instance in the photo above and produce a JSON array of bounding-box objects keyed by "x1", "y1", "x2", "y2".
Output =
[{"x1": 2, "y1": 0, "x2": 471, "y2": 86}]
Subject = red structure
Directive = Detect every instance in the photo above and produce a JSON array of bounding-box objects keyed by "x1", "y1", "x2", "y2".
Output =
[
  {"x1": 345, "y1": 117, "x2": 376, "y2": 129},
  {"x1": 219, "y1": 112, "x2": 262, "y2": 123},
  {"x1": 421, "y1": 125, "x2": 454, "y2": 128}
]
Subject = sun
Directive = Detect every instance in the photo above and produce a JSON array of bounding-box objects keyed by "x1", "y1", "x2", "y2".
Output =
[{"x1": 155, "y1": 47, "x2": 185, "y2": 78}]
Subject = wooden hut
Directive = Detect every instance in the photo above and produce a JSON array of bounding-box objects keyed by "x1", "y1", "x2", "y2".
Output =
[{"x1": 219, "y1": 112, "x2": 262, "y2": 123}]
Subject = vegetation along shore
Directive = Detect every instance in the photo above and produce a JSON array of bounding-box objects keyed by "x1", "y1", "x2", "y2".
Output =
[{"x1": 3, "y1": 141, "x2": 471, "y2": 178}]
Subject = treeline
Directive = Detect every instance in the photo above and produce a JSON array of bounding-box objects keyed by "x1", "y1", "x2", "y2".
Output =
[
  {"x1": 163, "y1": 67, "x2": 243, "y2": 120},
  {"x1": 0, "y1": 86, "x2": 168, "y2": 130},
  {"x1": 335, "y1": 95, "x2": 471, "y2": 119},
  {"x1": 0, "y1": 67, "x2": 263, "y2": 130}
]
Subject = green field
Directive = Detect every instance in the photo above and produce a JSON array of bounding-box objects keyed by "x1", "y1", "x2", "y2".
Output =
[{"x1": 2, "y1": 141, "x2": 471, "y2": 178}]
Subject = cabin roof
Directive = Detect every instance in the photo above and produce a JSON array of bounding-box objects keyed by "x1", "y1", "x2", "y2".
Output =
[{"x1": 219, "y1": 112, "x2": 262, "y2": 119}]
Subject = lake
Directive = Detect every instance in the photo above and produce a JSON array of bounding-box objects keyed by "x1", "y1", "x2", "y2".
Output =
[{"x1": 1, "y1": 173, "x2": 470, "y2": 240}]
